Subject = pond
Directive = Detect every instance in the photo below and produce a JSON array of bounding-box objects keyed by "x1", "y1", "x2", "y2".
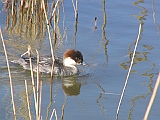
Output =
[{"x1": 0, "y1": 0, "x2": 160, "y2": 120}]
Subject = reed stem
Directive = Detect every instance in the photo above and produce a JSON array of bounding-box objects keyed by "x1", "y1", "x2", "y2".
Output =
[
  {"x1": 143, "y1": 72, "x2": 160, "y2": 120},
  {"x1": 39, "y1": 80, "x2": 43, "y2": 120},
  {"x1": 116, "y1": 23, "x2": 142, "y2": 119},
  {"x1": 72, "y1": 0, "x2": 78, "y2": 21},
  {"x1": 36, "y1": 49, "x2": 40, "y2": 119},
  {"x1": 25, "y1": 80, "x2": 32, "y2": 120},
  {"x1": 0, "y1": 29, "x2": 16, "y2": 119},
  {"x1": 50, "y1": 109, "x2": 58, "y2": 120},
  {"x1": 28, "y1": 46, "x2": 38, "y2": 119},
  {"x1": 42, "y1": 0, "x2": 58, "y2": 77},
  {"x1": 12, "y1": 0, "x2": 14, "y2": 16},
  {"x1": 51, "y1": 0, "x2": 60, "y2": 17}
]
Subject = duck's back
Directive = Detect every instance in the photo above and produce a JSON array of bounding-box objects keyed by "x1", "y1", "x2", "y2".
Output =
[{"x1": 12, "y1": 55, "x2": 78, "y2": 76}]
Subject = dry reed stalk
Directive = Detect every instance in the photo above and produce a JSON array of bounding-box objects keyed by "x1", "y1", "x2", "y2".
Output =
[
  {"x1": 72, "y1": 0, "x2": 78, "y2": 21},
  {"x1": 143, "y1": 72, "x2": 160, "y2": 120},
  {"x1": 11, "y1": 0, "x2": 14, "y2": 16},
  {"x1": 36, "y1": 49, "x2": 40, "y2": 119},
  {"x1": 5, "y1": 1, "x2": 10, "y2": 30},
  {"x1": 25, "y1": 80, "x2": 32, "y2": 120},
  {"x1": 72, "y1": 0, "x2": 78, "y2": 49},
  {"x1": 20, "y1": 0, "x2": 23, "y2": 8},
  {"x1": 50, "y1": 109, "x2": 58, "y2": 120},
  {"x1": 28, "y1": 46, "x2": 38, "y2": 119},
  {"x1": 0, "y1": 29, "x2": 16, "y2": 119},
  {"x1": 51, "y1": 0, "x2": 60, "y2": 18},
  {"x1": 116, "y1": 23, "x2": 142, "y2": 120},
  {"x1": 39, "y1": 80, "x2": 43, "y2": 120},
  {"x1": 61, "y1": 103, "x2": 65, "y2": 120},
  {"x1": 32, "y1": 0, "x2": 34, "y2": 15},
  {"x1": 52, "y1": 0, "x2": 59, "y2": 77},
  {"x1": 46, "y1": 101, "x2": 53, "y2": 120},
  {"x1": 94, "y1": 17, "x2": 98, "y2": 30},
  {"x1": 41, "y1": 0, "x2": 59, "y2": 77},
  {"x1": 46, "y1": 81, "x2": 53, "y2": 120}
]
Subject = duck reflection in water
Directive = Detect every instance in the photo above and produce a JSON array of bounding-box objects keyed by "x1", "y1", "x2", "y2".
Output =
[{"x1": 62, "y1": 76, "x2": 81, "y2": 96}]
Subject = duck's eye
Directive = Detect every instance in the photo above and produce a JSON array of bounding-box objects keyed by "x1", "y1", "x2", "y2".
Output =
[
  {"x1": 75, "y1": 57, "x2": 81, "y2": 62},
  {"x1": 75, "y1": 57, "x2": 78, "y2": 60}
]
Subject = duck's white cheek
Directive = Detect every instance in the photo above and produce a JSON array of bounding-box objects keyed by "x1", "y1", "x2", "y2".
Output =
[{"x1": 63, "y1": 57, "x2": 76, "y2": 66}]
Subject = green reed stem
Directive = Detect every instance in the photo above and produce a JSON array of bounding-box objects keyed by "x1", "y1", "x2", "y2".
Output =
[{"x1": 0, "y1": 29, "x2": 16, "y2": 119}]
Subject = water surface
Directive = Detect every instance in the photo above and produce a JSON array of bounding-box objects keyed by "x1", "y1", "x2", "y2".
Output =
[{"x1": 0, "y1": 0, "x2": 160, "y2": 120}]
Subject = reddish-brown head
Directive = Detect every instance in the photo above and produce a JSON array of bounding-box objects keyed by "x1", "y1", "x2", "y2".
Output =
[{"x1": 63, "y1": 49, "x2": 83, "y2": 64}]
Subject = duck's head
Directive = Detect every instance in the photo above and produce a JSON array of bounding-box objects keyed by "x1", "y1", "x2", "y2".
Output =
[{"x1": 63, "y1": 49, "x2": 84, "y2": 67}]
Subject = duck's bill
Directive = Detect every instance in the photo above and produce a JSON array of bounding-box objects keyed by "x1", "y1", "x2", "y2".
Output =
[{"x1": 78, "y1": 61, "x2": 89, "y2": 66}]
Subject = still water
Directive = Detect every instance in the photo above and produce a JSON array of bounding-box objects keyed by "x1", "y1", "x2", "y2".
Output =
[{"x1": 0, "y1": 0, "x2": 160, "y2": 119}]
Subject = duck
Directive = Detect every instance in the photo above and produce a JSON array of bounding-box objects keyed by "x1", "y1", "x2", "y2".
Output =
[{"x1": 11, "y1": 49, "x2": 86, "y2": 76}]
